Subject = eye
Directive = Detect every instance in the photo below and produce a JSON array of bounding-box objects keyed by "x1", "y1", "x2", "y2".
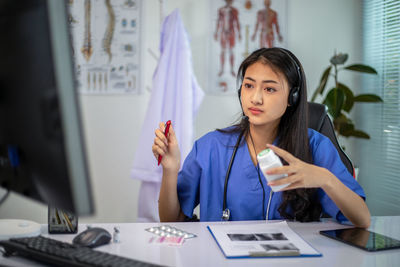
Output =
[
  {"x1": 243, "y1": 83, "x2": 253, "y2": 89},
  {"x1": 264, "y1": 87, "x2": 276, "y2": 93}
]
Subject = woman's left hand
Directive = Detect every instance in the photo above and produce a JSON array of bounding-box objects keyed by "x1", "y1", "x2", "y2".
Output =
[{"x1": 265, "y1": 144, "x2": 334, "y2": 190}]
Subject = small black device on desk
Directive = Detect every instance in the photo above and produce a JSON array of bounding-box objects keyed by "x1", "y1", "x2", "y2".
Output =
[
  {"x1": 0, "y1": 235, "x2": 163, "y2": 267},
  {"x1": 320, "y1": 228, "x2": 400, "y2": 252},
  {"x1": 73, "y1": 227, "x2": 111, "y2": 248}
]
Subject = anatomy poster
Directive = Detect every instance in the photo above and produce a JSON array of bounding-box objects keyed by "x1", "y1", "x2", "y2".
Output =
[
  {"x1": 209, "y1": 0, "x2": 287, "y2": 95},
  {"x1": 68, "y1": 0, "x2": 141, "y2": 94}
]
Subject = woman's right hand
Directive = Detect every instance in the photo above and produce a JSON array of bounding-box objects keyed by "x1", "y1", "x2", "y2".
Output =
[{"x1": 152, "y1": 122, "x2": 181, "y2": 173}]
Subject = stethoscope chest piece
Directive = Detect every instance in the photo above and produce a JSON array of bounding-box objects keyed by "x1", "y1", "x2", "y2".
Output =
[{"x1": 221, "y1": 209, "x2": 230, "y2": 221}]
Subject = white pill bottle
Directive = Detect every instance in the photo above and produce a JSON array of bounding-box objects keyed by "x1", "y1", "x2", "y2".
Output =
[{"x1": 257, "y1": 148, "x2": 290, "y2": 192}]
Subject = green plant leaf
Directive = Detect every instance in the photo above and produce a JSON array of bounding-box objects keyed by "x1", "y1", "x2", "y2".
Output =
[
  {"x1": 344, "y1": 64, "x2": 377, "y2": 74},
  {"x1": 323, "y1": 88, "x2": 345, "y2": 119},
  {"x1": 311, "y1": 66, "x2": 332, "y2": 102},
  {"x1": 342, "y1": 129, "x2": 370, "y2": 139},
  {"x1": 353, "y1": 94, "x2": 383, "y2": 102},
  {"x1": 330, "y1": 53, "x2": 348, "y2": 65},
  {"x1": 334, "y1": 113, "x2": 351, "y2": 125},
  {"x1": 335, "y1": 118, "x2": 353, "y2": 133},
  {"x1": 336, "y1": 121, "x2": 370, "y2": 139},
  {"x1": 337, "y1": 83, "x2": 354, "y2": 112},
  {"x1": 333, "y1": 114, "x2": 351, "y2": 134},
  {"x1": 351, "y1": 130, "x2": 370, "y2": 139}
]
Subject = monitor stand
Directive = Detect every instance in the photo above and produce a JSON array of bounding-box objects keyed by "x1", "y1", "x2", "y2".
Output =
[{"x1": 0, "y1": 219, "x2": 41, "y2": 240}]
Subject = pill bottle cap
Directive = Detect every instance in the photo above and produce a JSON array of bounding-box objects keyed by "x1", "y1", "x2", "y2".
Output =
[
  {"x1": 257, "y1": 148, "x2": 277, "y2": 163},
  {"x1": 258, "y1": 148, "x2": 271, "y2": 157}
]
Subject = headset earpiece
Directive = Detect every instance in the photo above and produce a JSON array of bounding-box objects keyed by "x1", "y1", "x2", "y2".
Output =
[
  {"x1": 288, "y1": 86, "x2": 300, "y2": 106},
  {"x1": 238, "y1": 88, "x2": 246, "y2": 116},
  {"x1": 278, "y1": 48, "x2": 302, "y2": 107}
]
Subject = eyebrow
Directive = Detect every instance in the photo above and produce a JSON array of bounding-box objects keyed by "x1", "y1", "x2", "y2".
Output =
[{"x1": 244, "y1": 77, "x2": 279, "y2": 84}]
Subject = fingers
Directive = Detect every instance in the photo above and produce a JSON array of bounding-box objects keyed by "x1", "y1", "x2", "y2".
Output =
[
  {"x1": 262, "y1": 146, "x2": 324, "y2": 190},
  {"x1": 155, "y1": 128, "x2": 168, "y2": 145},
  {"x1": 268, "y1": 174, "x2": 312, "y2": 190},
  {"x1": 152, "y1": 132, "x2": 167, "y2": 159},
  {"x1": 265, "y1": 167, "x2": 301, "y2": 187},
  {"x1": 168, "y1": 124, "x2": 176, "y2": 140},
  {"x1": 266, "y1": 165, "x2": 294, "y2": 176},
  {"x1": 268, "y1": 175, "x2": 295, "y2": 187},
  {"x1": 154, "y1": 136, "x2": 167, "y2": 153},
  {"x1": 153, "y1": 122, "x2": 178, "y2": 160},
  {"x1": 152, "y1": 143, "x2": 165, "y2": 159},
  {"x1": 159, "y1": 122, "x2": 166, "y2": 132},
  {"x1": 263, "y1": 145, "x2": 302, "y2": 188},
  {"x1": 158, "y1": 122, "x2": 177, "y2": 142},
  {"x1": 153, "y1": 122, "x2": 169, "y2": 160},
  {"x1": 266, "y1": 144, "x2": 297, "y2": 164}
]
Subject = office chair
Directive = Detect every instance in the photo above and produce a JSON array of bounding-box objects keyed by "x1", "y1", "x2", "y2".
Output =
[{"x1": 307, "y1": 102, "x2": 355, "y2": 177}]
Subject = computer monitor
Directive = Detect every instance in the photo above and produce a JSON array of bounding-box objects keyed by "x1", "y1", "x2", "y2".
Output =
[{"x1": 0, "y1": 0, "x2": 94, "y2": 216}]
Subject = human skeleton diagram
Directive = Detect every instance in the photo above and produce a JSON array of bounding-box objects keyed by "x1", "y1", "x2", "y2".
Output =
[
  {"x1": 81, "y1": 0, "x2": 93, "y2": 62},
  {"x1": 214, "y1": 0, "x2": 241, "y2": 77},
  {"x1": 251, "y1": 0, "x2": 282, "y2": 48},
  {"x1": 103, "y1": 0, "x2": 115, "y2": 62}
]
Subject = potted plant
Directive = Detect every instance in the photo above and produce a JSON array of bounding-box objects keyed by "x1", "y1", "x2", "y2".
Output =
[{"x1": 311, "y1": 52, "x2": 383, "y2": 140}]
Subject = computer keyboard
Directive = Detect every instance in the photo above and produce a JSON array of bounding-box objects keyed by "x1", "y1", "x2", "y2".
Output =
[{"x1": 0, "y1": 235, "x2": 163, "y2": 267}]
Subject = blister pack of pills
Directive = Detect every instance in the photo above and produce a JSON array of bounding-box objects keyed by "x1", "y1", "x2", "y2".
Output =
[{"x1": 145, "y1": 225, "x2": 197, "y2": 239}]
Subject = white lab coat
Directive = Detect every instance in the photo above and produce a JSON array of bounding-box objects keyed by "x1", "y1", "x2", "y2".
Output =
[{"x1": 131, "y1": 9, "x2": 204, "y2": 222}]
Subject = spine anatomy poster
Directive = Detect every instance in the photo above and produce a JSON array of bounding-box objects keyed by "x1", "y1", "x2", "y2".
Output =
[
  {"x1": 68, "y1": 0, "x2": 141, "y2": 94},
  {"x1": 209, "y1": 0, "x2": 287, "y2": 95}
]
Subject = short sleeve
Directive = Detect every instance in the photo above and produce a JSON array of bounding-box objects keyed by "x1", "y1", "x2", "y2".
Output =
[
  {"x1": 311, "y1": 132, "x2": 366, "y2": 222},
  {"x1": 177, "y1": 141, "x2": 202, "y2": 219}
]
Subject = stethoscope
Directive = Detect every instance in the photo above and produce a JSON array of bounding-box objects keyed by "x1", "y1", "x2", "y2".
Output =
[
  {"x1": 221, "y1": 48, "x2": 302, "y2": 221},
  {"x1": 221, "y1": 129, "x2": 273, "y2": 221}
]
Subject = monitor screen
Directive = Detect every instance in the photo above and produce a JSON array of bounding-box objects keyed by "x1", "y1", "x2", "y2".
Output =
[{"x1": 0, "y1": 0, "x2": 94, "y2": 215}]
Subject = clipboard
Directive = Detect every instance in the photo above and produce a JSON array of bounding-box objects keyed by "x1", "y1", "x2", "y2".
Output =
[{"x1": 207, "y1": 221, "x2": 321, "y2": 259}]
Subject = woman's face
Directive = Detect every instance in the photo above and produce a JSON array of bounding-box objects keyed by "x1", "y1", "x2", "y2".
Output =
[{"x1": 240, "y1": 61, "x2": 290, "y2": 128}]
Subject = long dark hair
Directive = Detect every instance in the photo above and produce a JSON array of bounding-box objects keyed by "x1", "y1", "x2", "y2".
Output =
[{"x1": 221, "y1": 47, "x2": 322, "y2": 222}]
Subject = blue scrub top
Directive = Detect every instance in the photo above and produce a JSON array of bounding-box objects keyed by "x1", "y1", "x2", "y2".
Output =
[{"x1": 177, "y1": 128, "x2": 365, "y2": 222}]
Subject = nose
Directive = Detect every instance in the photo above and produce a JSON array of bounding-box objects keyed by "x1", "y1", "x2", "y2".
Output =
[{"x1": 251, "y1": 88, "x2": 263, "y2": 105}]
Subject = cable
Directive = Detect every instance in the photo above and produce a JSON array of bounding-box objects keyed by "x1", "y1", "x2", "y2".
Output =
[
  {"x1": 222, "y1": 130, "x2": 245, "y2": 221},
  {"x1": 249, "y1": 132, "x2": 266, "y2": 220},
  {"x1": 0, "y1": 189, "x2": 10, "y2": 206},
  {"x1": 266, "y1": 191, "x2": 273, "y2": 220}
]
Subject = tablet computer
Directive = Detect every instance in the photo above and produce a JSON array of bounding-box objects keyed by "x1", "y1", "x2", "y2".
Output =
[{"x1": 320, "y1": 228, "x2": 400, "y2": 252}]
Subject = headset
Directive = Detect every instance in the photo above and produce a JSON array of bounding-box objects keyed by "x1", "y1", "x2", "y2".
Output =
[
  {"x1": 221, "y1": 47, "x2": 303, "y2": 221},
  {"x1": 283, "y1": 48, "x2": 302, "y2": 107}
]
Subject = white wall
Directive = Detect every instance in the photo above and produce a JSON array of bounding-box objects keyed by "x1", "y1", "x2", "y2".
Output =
[{"x1": 0, "y1": 0, "x2": 362, "y2": 223}]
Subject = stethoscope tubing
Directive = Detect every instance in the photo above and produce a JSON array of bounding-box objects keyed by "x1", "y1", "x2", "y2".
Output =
[{"x1": 222, "y1": 129, "x2": 272, "y2": 221}]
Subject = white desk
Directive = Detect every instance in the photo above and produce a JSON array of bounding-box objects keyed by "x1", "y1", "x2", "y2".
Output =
[{"x1": 1, "y1": 216, "x2": 399, "y2": 267}]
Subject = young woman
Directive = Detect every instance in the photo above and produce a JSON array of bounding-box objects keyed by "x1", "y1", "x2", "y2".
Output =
[{"x1": 152, "y1": 48, "x2": 370, "y2": 228}]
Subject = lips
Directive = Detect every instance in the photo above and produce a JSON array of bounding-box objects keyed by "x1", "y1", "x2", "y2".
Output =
[{"x1": 249, "y1": 107, "x2": 263, "y2": 115}]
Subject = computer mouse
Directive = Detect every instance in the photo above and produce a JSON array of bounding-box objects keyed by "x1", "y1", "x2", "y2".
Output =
[{"x1": 72, "y1": 227, "x2": 111, "y2": 248}]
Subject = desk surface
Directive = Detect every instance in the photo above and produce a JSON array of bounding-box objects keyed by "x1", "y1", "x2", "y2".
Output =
[{"x1": 1, "y1": 216, "x2": 399, "y2": 267}]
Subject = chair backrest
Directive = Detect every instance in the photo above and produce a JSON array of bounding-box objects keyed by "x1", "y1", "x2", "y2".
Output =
[{"x1": 308, "y1": 102, "x2": 354, "y2": 177}]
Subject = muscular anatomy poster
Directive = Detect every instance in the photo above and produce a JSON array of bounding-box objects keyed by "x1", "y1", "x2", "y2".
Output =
[
  {"x1": 68, "y1": 0, "x2": 141, "y2": 94},
  {"x1": 209, "y1": 0, "x2": 287, "y2": 95}
]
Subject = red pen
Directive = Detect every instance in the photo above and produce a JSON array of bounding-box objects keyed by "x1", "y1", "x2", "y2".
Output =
[{"x1": 158, "y1": 120, "x2": 171, "y2": 166}]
